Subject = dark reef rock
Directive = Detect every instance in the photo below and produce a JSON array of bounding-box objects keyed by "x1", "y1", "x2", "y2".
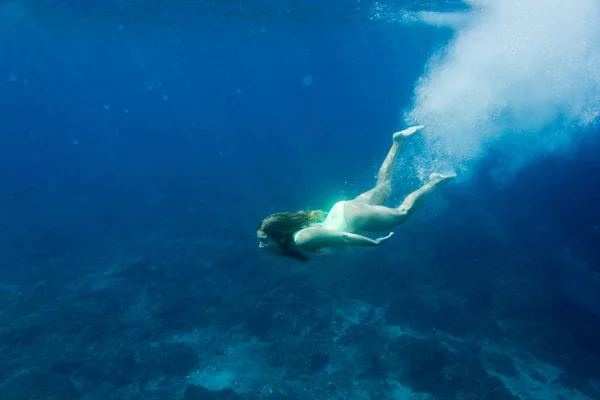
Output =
[
  {"x1": 182, "y1": 385, "x2": 247, "y2": 400},
  {"x1": 557, "y1": 371, "x2": 597, "y2": 399},
  {"x1": 389, "y1": 337, "x2": 517, "y2": 400},
  {"x1": 4, "y1": 370, "x2": 79, "y2": 400},
  {"x1": 483, "y1": 352, "x2": 518, "y2": 377},
  {"x1": 138, "y1": 342, "x2": 201, "y2": 376}
]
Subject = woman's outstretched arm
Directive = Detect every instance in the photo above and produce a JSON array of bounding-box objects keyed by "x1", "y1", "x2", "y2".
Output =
[{"x1": 295, "y1": 227, "x2": 393, "y2": 252}]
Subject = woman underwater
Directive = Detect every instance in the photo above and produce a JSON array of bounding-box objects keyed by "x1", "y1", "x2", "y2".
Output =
[{"x1": 257, "y1": 126, "x2": 456, "y2": 262}]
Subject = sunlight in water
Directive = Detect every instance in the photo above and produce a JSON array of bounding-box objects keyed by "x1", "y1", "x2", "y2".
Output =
[
  {"x1": 405, "y1": 0, "x2": 600, "y2": 181},
  {"x1": 0, "y1": 1, "x2": 26, "y2": 23}
]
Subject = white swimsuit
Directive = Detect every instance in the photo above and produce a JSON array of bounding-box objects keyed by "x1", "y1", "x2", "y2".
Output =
[
  {"x1": 320, "y1": 201, "x2": 350, "y2": 232},
  {"x1": 293, "y1": 201, "x2": 350, "y2": 255}
]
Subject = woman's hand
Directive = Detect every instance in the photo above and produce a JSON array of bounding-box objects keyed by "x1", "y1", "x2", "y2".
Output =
[{"x1": 374, "y1": 232, "x2": 394, "y2": 246}]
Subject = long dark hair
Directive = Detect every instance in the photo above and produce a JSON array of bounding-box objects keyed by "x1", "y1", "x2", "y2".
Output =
[{"x1": 258, "y1": 210, "x2": 325, "y2": 262}]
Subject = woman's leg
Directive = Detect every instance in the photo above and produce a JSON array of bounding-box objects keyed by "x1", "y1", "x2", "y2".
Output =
[
  {"x1": 354, "y1": 126, "x2": 424, "y2": 205},
  {"x1": 346, "y1": 173, "x2": 456, "y2": 232}
]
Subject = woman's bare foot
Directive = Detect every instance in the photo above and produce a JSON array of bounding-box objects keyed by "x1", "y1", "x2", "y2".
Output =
[
  {"x1": 393, "y1": 125, "x2": 424, "y2": 142},
  {"x1": 429, "y1": 172, "x2": 457, "y2": 185}
]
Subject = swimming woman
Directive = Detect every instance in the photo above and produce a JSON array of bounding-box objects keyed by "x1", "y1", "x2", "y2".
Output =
[{"x1": 257, "y1": 126, "x2": 456, "y2": 262}]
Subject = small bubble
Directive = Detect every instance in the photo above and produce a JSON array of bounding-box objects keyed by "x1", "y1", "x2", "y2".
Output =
[
  {"x1": 302, "y1": 75, "x2": 313, "y2": 86},
  {"x1": 103, "y1": 104, "x2": 110, "y2": 111}
]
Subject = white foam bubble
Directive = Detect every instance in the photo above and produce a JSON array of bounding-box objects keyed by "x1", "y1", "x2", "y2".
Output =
[
  {"x1": 415, "y1": 11, "x2": 471, "y2": 29},
  {"x1": 369, "y1": 2, "x2": 469, "y2": 29},
  {"x1": 405, "y1": 0, "x2": 600, "y2": 180}
]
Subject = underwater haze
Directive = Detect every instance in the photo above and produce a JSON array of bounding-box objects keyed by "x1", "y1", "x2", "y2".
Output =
[{"x1": 1, "y1": 0, "x2": 600, "y2": 399}]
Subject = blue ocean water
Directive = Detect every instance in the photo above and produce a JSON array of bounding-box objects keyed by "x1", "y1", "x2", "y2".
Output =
[{"x1": 1, "y1": 0, "x2": 600, "y2": 399}]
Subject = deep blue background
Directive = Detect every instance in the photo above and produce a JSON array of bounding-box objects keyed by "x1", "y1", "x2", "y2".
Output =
[{"x1": 0, "y1": 0, "x2": 449, "y2": 279}]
